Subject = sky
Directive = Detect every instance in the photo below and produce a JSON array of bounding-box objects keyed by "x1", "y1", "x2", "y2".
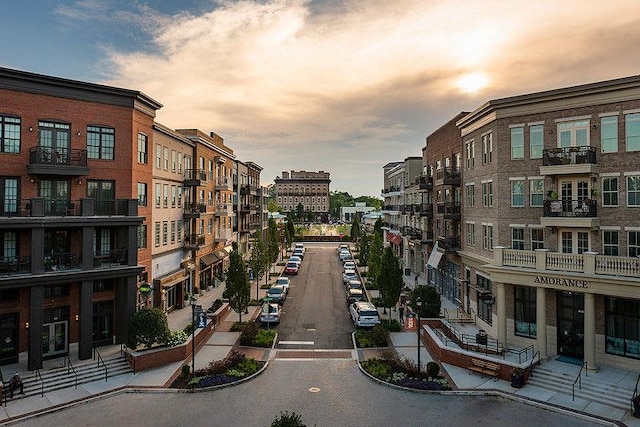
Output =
[{"x1": 3, "y1": 0, "x2": 640, "y2": 198}]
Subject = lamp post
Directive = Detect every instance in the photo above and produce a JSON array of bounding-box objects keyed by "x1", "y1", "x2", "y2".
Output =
[
  {"x1": 190, "y1": 294, "x2": 197, "y2": 375},
  {"x1": 416, "y1": 297, "x2": 422, "y2": 372}
]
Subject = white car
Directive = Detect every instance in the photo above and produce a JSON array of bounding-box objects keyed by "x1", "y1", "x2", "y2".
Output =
[
  {"x1": 274, "y1": 277, "x2": 291, "y2": 294},
  {"x1": 339, "y1": 250, "x2": 352, "y2": 261},
  {"x1": 337, "y1": 244, "x2": 349, "y2": 252},
  {"x1": 350, "y1": 301, "x2": 381, "y2": 328},
  {"x1": 260, "y1": 302, "x2": 281, "y2": 324},
  {"x1": 343, "y1": 269, "x2": 358, "y2": 284},
  {"x1": 288, "y1": 255, "x2": 302, "y2": 267},
  {"x1": 343, "y1": 261, "x2": 356, "y2": 271},
  {"x1": 267, "y1": 284, "x2": 287, "y2": 304}
]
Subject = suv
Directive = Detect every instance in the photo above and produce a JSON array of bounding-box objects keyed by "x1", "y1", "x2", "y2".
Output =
[
  {"x1": 339, "y1": 250, "x2": 352, "y2": 261},
  {"x1": 292, "y1": 248, "x2": 305, "y2": 260},
  {"x1": 274, "y1": 277, "x2": 290, "y2": 294},
  {"x1": 349, "y1": 301, "x2": 380, "y2": 328},
  {"x1": 267, "y1": 284, "x2": 287, "y2": 304},
  {"x1": 259, "y1": 302, "x2": 281, "y2": 324}
]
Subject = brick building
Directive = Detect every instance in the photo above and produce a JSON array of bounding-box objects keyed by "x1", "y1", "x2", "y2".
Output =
[{"x1": 274, "y1": 170, "x2": 330, "y2": 222}]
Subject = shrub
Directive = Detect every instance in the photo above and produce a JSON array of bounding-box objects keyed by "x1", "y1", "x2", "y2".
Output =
[
  {"x1": 207, "y1": 299, "x2": 223, "y2": 313},
  {"x1": 354, "y1": 325, "x2": 389, "y2": 348},
  {"x1": 426, "y1": 361, "x2": 440, "y2": 379},
  {"x1": 183, "y1": 323, "x2": 194, "y2": 335},
  {"x1": 231, "y1": 321, "x2": 250, "y2": 332},
  {"x1": 380, "y1": 319, "x2": 402, "y2": 332},
  {"x1": 361, "y1": 358, "x2": 390, "y2": 379},
  {"x1": 271, "y1": 411, "x2": 306, "y2": 427},
  {"x1": 164, "y1": 330, "x2": 189, "y2": 347},
  {"x1": 253, "y1": 329, "x2": 276, "y2": 347},
  {"x1": 127, "y1": 308, "x2": 170, "y2": 349},
  {"x1": 181, "y1": 364, "x2": 191, "y2": 377},
  {"x1": 239, "y1": 321, "x2": 260, "y2": 346}
]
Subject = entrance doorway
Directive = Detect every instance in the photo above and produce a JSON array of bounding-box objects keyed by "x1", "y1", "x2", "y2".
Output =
[
  {"x1": 42, "y1": 321, "x2": 68, "y2": 358},
  {"x1": 557, "y1": 292, "x2": 584, "y2": 359},
  {"x1": 0, "y1": 313, "x2": 18, "y2": 365}
]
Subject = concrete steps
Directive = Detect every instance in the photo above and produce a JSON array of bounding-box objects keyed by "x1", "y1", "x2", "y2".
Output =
[
  {"x1": 3, "y1": 354, "x2": 132, "y2": 401},
  {"x1": 528, "y1": 364, "x2": 633, "y2": 411}
]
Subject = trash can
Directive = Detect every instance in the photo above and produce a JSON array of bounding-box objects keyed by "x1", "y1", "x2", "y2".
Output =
[{"x1": 476, "y1": 330, "x2": 488, "y2": 345}]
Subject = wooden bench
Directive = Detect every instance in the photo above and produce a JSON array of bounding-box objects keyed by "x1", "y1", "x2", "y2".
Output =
[{"x1": 468, "y1": 358, "x2": 500, "y2": 380}]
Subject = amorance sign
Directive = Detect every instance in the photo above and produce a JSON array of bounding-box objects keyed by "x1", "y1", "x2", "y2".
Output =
[{"x1": 534, "y1": 275, "x2": 588, "y2": 288}]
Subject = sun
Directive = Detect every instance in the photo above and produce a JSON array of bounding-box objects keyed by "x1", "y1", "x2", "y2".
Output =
[{"x1": 456, "y1": 72, "x2": 489, "y2": 94}]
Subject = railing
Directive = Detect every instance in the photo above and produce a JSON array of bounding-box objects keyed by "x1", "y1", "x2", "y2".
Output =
[
  {"x1": 418, "y1": 175, "x2": 433, "y2": 190},
  {"x1": 45, "y1": 252, "x2": 81, "y2": 272},
  {"x1": 184, "y1": 202, "x2": 206, "y2": 215},
  {"x1": 543, "y1": 146, "x2": 596, "y2": 166},
  {"x1": 30, "y1": 359, "x2": 44, "y2": 397},
  {"x1": 572, "y1": 360, "x2": 588, "y2": 401},
  {"x1": 525, "y1": 350, "x2": 541, "y2": 380},
  {"x1": 215, "y1": 176, "x2": 231, "y2": 188},
  {"x1": 184, "y1": 234, "x2": 205, "y2": 247},
  {"x1": 0, "y1": 370, "x2": 5, "y2": 406},
  {"x1": 506, "y1": 344, "x2": 535, "y2": 364},
  {"x1": 442, "y1": 307, "x2": 449, "y2": 320},
  {"x1": 28, "y1": 146, "x2": 88, "y2": 167},
  {"x1": 184, "y1": 169, "x2": 207, "y2": 182},
  {"x1": 436, "y1": 202, "x2": 461, "y2": 218},
  {"x1": 43, "y1": 198, "x2": 77, "y2": 216},
  {"x1": 438, "y1": 235, "x2": 460, "y2": 251},
  {"x1": 93, "y1": 347, "x2": 108, "y2": 382},
  {"x1": 120, "y1": 343, "x2": 136, "y2": 375},
  {"x1": 63, "y1": 354, "x2": 78, "y2": 389},
  {"x1": 93, "y1": 248, "x2": 126, "y2": 268},
  {"x1": 0, "y1": 256, "x2": 31, "y2": 275},
  {"x1": 439, "y1": 319, "x2": 504, "y2": 356},
  {"x1": 632, "y1": 373, "x2": 640, "y2": 413},
  {"x1": 543, "y1": 199, "x2": 597, "y2": 218},
  {"x1": 468, "y1": 308, "x2": 477, "y2": 325},
  {"x1": 0, "y1": 199, "x2": 30, "y2": 217}
]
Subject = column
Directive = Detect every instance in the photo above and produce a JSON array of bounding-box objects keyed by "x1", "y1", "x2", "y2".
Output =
[
  {"x1": 78, "y1": 280, "x2": 93, "y2": 360},
  {"x1": 496, "y1": 282, "x2": 507, "y2": 346},
  {"x1": 584, "y1": 292, "x2": 597, "y2": 371},
  {"x1": 28, "y1": 285, "x2": 44, "y2": 370},
  {"x1": 536, "y1": 287, "x2": 548, "y2": 359},
  {"x1": 115, "y1": 275, "x2": 137, "y2": 345}
]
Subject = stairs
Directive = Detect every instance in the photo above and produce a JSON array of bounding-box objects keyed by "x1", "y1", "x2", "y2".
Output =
[
  {"x1": 2, "y1": 354, "x2": 132, "y2": 401},
  {"x1": 528, "y1": 364, "x2": 633, "y2": 411}
]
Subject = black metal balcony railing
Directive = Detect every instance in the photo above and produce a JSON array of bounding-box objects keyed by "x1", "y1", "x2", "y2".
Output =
[
  {"x1": 443, "y1": 166, "x2": 460, "y2": 186},
  {"x1": 438, "y1": 235, "x2": 460, "y2": 251},
  {"x1": 543, "y1": 199, "x2": 597, "y2": 218},
  {"x1": 184, "y1": 169, "x2": 207, "y2": 183},
  {"x1": 93, "y1": 249, "x2": 126, "y2": 269},
  {"x1": 29, "y1": 147, "x2": 88, "y2": 167},
  {"x1": 184, "y1": 234, "x2": 205, "y2": 247},
  {"x1": 46, "y1": 252, "x2": 82, "y2": 272},
  {"x1": 436, "y1": 202, "x2": 461, "y2": 219},
  {"x1": 419, "y1": 175, "x2": 434, "y2": 190},
  {"x1": 240, "y1": 185, "x2": 251, "y2": 196},
  {"x1": 421, "y1": 230, "x2": 434, "y2": 243},
  {"x1": 420, "y1": 204, "x2": 434, "y2": 218},
  {"x1": 184, "y1": 202, "x2": 207, "y2": 216},
  {"x1": 0, "y1": 256, "x2": 31, "y2": 275},
  {"x1": 543, "y1": 146, "x2": 597, "y2": 166}
]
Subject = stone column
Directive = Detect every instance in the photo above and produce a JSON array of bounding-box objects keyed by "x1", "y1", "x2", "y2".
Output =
[
  {"x1": 584, "y1": 292, "x2": 597, "y2": 371},
  {"x1": 496, "y1": 282, "x2": 507, "y2": 346},
  {"x1": 536, "y1": 287, "x2": 548, "y2": 359}
]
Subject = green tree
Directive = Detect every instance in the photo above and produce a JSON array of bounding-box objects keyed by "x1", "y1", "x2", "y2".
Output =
[
  {"x1": 267, "y1": 218, "x2": 280, "y2": 272},
  {"x1": 410, "y1": 285, "x2": 441, "y2": 318},
  {"x1": 350, "y1": 215, "x2": 361, "y2": 242},
  {"x1": 249, "y1": 232, "x2": 267, "y2": 300},
  {"x1": 377, "y1": 246, "x2": 403, "y2": 318},
  {"x1": 367, "y1": 230, "x2": 384, "y2": 286},
  {"x1": 127, "y1": 308, "x2": 170, "y2": 349},
  {"x1": 295, "y1": 203, "x2": 304, "y2": 220},
  {"x1": 330, "y1": 191, "x2": 353, "y2": 219},
  {"x1": 286, "y1": 213, "x2": 295, "y2": 243},
  {"x1": 268, "y1": 199, "x2": 281, "y2": 212},
  {"x1": 354, "y1": 195, "x2": 383, "y2": 211},
  {"x1": 357, "y1": 230, "x2": 370, "y2": 266},
  {"x1": 271, "y1": 411, "x2": 306, "y2": 427},
  {"x1": 226, "y1": 242, "x2": 251, "y2": 322}
]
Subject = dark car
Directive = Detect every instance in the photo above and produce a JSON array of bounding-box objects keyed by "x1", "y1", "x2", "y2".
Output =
[{"x1": 347, "y1": 288, "x2": 365, "y2": 304}]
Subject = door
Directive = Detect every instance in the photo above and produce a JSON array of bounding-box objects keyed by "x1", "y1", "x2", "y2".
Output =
[
  {"x1": 42, "y1": 321, "x2": 68, "y2": 358},
  {"x1": 40, "y1": 180, "x2": 70, "y2": 215},
  {"x1": 39, "y1": 121, "x2": 70, "y2": 164},
  {"x1": 93, "y1": 301, "x2": 113, "y2": 346},
  {"x1": 559, "y1": 179, "x2": 589, "y2": 215},
  {"x1": 557, "y1": 292, "x2": 584, "y2": 359},
  {"x1": 560, "y1": 230, "x2": 590, "y2": 254},
  {"x1": 0, "y1": 313, "x2": 19, "y2": 365}
]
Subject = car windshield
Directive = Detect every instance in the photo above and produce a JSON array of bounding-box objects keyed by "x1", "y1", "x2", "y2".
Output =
[
  {"x1": 262, "y1": 304, "x2": 278, "y2": 313},
  {"x1": 276, "y1": 278, "x2": 288, "y2": 285},
  {"x1": 286, "y1": 263, "x2": 297, "y2": 268},
  {"x1": 359, "y1": 310, "x2": 378, "y2": 317},
  {"x1": 269, "y1": 288, "x2": 283, "y2": 295}
]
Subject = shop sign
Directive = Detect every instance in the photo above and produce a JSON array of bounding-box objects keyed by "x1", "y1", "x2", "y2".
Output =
[{"x1": 534, "y1": 275, "x2": 588, "y2": 288}]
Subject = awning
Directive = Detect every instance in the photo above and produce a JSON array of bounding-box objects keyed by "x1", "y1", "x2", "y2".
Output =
[
  {"x1": 387, "y1": 233, "x2": 402, "y2": 245},
  {"x1": 200, "y1": 253, "x2": 217, "y2": 267},
  {"x1": 181, "y1": 260, "x2": 196, "y2": 271},
  {"x1": 213, "y1": 248, "x2": 229, "y2": 262},
  {"x1": 426, "y1": 242, "x2": 444, "y2": 268}
]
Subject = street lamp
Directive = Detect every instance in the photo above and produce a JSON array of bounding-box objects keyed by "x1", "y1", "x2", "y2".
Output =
[
  {"x1": 416, "y1": 297, "x2": 422, "y2": 372},
  {"x1": 190, "y1": 294, "x2": 197, "y2": 375}
]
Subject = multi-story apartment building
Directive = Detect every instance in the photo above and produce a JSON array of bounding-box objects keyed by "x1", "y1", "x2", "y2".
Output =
[
  {"x1": 150, "y1": 124, "x2": 193, "y2": 312},
  {"x1": 0, "y1": 67, "x2": 161, "y2": 368},
  {"x1": 176, "y1": 130, "x2": 235, "y2": 296},
  {"x1": 457, "y1": 76, "x2": 640, "y2": 371},
  {"x1": 274, "y1": 170, "x2": 330, "y2": 222},
  {"x1": 235, "y1": 161, "x2": 263, "y2": 259}
]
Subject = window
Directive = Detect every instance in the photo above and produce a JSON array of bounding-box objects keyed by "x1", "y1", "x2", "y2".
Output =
[
  {"x1": 511, "y1": 180, "x2": 524, "y2": 207},
  {"x1": 208, "y1": 218, "x2": 213, "y2": 234},
  {"x1": 465, "y1": 140, "x2": 474, "y2": 168},
  {"x1": 163, "y1": 147, "x2": 169, "y2": 170},
  {"x1": 171, "y1": 186, "x2": 176, "y2": 208},
  {"x1": 1, "y1": 177, "x2": 19, "y2": 216},
  {"x1": 626, "y1": 113, "x2": 640, "y2": 152},
  {"x1": 530, "y1": 125, "x2": 543, "y2": 159},
  {"x1": 602, "y1": 177, "x2": 618, "y2": 206},
  {"x1": 137, "y1": 183, "x2": 147, "y2": 207},
  {"x1": 558, "y1": 120, "x2": 589, "y2": 147},
  {"x1": 465, "y1": 184, "x2": 475, "y2": 207},
  {"x1": 482, "y1": 224, "x2": 493, "y2": 250},
  {"x1": 603, "y1": 230, "x2": 619, "y2": 256},
  {"x1": 154, "y1": 222, "x2": 160, "y2": 247},
  {"x1": 0, "y1": 116, "x2": 20, "y2": 153},
  {"x1": 87, "y1": 180, "x2": 114, "y2": 215},
  {"x1": 163, "y1": 184, "x2": 169, "y2": 208},
  {"x1": 155, "y1": 183, "x2": 161, "y2": 207},
  {"x1": 482, "y1": 182, "x2": 493, "y2": 207},
  {"x1": 1, "y1": 231, "x2": 17, "y2": 260},
  {"x1": 605, "y1": 297, "x2": 640, "y2": 359},
  {"x1": 629, "y1": 231, "x2": 640, "y2": 257},
  {"x1": 601, "y1": 116, "x2": 618, "y2": 153},
  {"x1": 171, "y1": 150, "x2": 176, "y2": 172},
  {"x1": 177, "y1": 220, "x2": 183, "y2": 242},
  {"x1": 177, "y1": 152, "x2": 183, "y2": 173},
  {"x1": 170, "y1": 221, "x2": 176, "y2": 243},
  {"x1": 86, "y1": 126, "x2": 114, "y2": 160},
  {"x1": 162, "y1": 221, "x2": 168, "y2": 245},
  {"x1": 477, "y1": 274, "x2": 492, "y2": 325},
  {"x1": 515, "y1": 286, "x2": 536, "y2": 338},
  {"x1": 628, "y1": 176, "x2": 640, "y2": 206},
  {"x1": 511, "y1": 227, "x2": 525, "y2": 250},
  {"x1": 137, "y1": 225, "x2": 147, "y2": 249},
  {"x1": 482, "y1": 133, "x2": 492, "y2": 164},
  {"x1": 155, "y1": 144, "x2": 162, "y2": 168},
  {"x1": 137, "y1": 133, "x2": 148, "y2": 164},
  {"x1": 531, "y1": 228, "x2": 544, "y2": 250},
  {"x1": 530, "y1": 179, "x2": 544, "y2": 207},
  {"x1": 510, "y1": 127, "x2": 524, "y2": 159},
  {"x1": 465, "y1": 222, "x2": 475, "y2": 247},
  {"x1": 177, "y1": 187, "x2": 183, "y2": 208}
]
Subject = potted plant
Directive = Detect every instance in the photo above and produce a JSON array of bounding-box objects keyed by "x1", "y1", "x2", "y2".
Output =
[
  {"x1": 591, "y1": 188, "x2": 600, "y2": 198},
  {"x1": 547, "y1": 190, "x2": 558, "y2": 200},
  {"x1": 511, "y1": 367, "x2": 525, "y2": 388}
]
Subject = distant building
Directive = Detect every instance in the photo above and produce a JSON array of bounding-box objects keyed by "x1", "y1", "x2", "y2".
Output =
[
  {"x1": 340, "y1": 202, "x2": 375, "y2": 222},
  {"x1": 274, "y1": 170, "x2": 330, "y2": 222}
]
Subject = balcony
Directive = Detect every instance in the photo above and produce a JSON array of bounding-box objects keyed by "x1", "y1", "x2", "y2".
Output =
[
  {"x1": 215, "y1": 228, "x2": 233, "y2": 243},
  {"x1": 184, "y1": 169, "x2": 206, "y2": 187},
  {"x1": 410, "y1": 228, "x2": 423, "y2": 241},
  {"x1": 420, "y1": 204, "x2": 433, "y2": 218},
  {"x1": 215, "y1": 203, "x2": 234, "y2": 216},
  {"x1": 382, "y1": 185, "x2": 401, "y2": 196},
  {"x1": 418, "y1": 175, "x2": 433, "y2": 191},
  {"x1": 540, "y1": 146, "x2": 598, "y2": 176},
  {"x1": 541, "y1": 199, "x2": 599, "y2": 228},
  {"x1": 184, "y1": 202, "x2": 207, "y2": 219},
  {"x1": 26, "y1": 147, "x2": 89, "y2": 176},
  {"x1": 184, "y1": 234, "x2": 206, "y2": 249},
  {"x1": 0, "y1": 198, "x2": 139, "y2": 220},
  {"x1": 421, "y1": 230, "x2": 434, "y2": 244},
  {"x1": 443, "y1": 167, "x2": 460, "y2": 186},
  {"x1": 438, "y1": 235, "x2": 460, "y2": 252},
  {"x1": 0, "y1": 256, "x2": 31, "y2": 276},
  {"x1": 436, "y1": 202, "x2": 461, "y2": 220},
  {"x1": 240, "y1": 185, "x2": 251, "y2": 196},
  {"x1": 216, "y1": 176, "x2": 232, "y2": 191},
  {"x1": 93, "y1": 249, "x2": 126, "y2": 269}
]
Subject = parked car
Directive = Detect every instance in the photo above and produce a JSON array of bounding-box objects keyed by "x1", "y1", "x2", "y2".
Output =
[
  {"x1": 267, "y1": 284, "x2": 287, "y2": 304},
  {"x1": 294, "y1": 242, "x2": 305, "y2": 253},
  {"x1": 288, "y1": 256, "x2": 302, "y2": 268},
  {"x1": 259, "y1": 302, "x2": 281, "y2": 324},
  {"x1": 339, "y1": 250, "x2": 352, "y2": 261},
  {"x1": 274, "y1": 277, "x2": 290, "y2": 294},
  {"x1": 292, "y1": 248, "x2": 305, "y2": 260},
  {"x1": 346, "y1": 279, "x2": 363, "y2": 290},
  {"x1": 284, "y1": 262, "x2": 299, "y2": 275},
  {"x1": 350, "y1": 301, "x2": 381, "y2": 328},
  {"x1": 343, "y1": 261, "x2": 356, "y2": 271},
  {"x1": 343, "y1": 269, "x2": 358, "y2": 284},
  {"x1": 347, "y1": 288, "x2": 365, "y2": 304},
  {"x1": 337, "y1": 244, "x2": 349, "y2": 252}
]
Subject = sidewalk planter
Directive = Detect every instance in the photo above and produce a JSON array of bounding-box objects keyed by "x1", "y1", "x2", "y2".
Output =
[{"x1": 511, "y1": 368, "x2": 525, "y2": 388}]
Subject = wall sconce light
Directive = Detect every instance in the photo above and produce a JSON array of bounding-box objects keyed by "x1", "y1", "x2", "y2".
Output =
[
  {"x1": 25, "y1": 322, "x2": 29, "y2": 329},
  {"x1": 30, "y1": 178, "x2": 35, "y2": 183},
  {"x1": 75, "y1": 314, "x2": 79, "y2": 321},
  {"x1": 593, "y1": 124, "x2": 598, "y2": 129},
  {"x1": 548, "y1": 129, "x2": 554, "y2": 135},
  {"x1": 77, "y1": 179, "x2": 83, "y2": 185},
  {"x1": 28, "y1": 126, "x2": 33, "y2": 132},
  {"x1": 76, "y1": 131, "x2": 81, "y2": 136}
]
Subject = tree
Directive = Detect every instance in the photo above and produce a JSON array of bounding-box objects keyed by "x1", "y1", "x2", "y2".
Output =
[
  {"x1": 249, "y1": 232, "x2": 267, "y2": 300},
  {"x1": 267, "y1": 218, "x2": 280, "y2": 272},
  {"x1": 367, "y1": 230, "x2": 384, "y2": 286},
  {"x1": 354, "y1": 195, "x2": 383, "y2": 211},
  {"x1": 295, "y1": 203, "x2": 304, "y2": 220},
  {"x1": 268, "y1": 199, "x2": 281, "y2": 212},
  {"x1": 410, "y1": 285, "x2": 441, "y2": 318},
  {"x1": 357, "y1": 230, "x2": 370, "y2": 266},
  {"x1": 286, "y1": 213, "x2": 295, "y2": 244},
  {"x1": 377, "y1": 246, "x2": 403, "y2": 318},
  {"x1": 127, "y1": 308, "x2": 170, "y2": 349},
  {"x1": 350, "y1": 215, "x2": 361, "y2": 242},
  {"x1": 226, "y1": 242, "x2": 251, "y2": 322}
]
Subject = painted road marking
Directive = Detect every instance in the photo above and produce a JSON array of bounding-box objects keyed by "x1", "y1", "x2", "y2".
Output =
[{"x1": 278, "y1": 341, "x2": 315, "y2": 345}]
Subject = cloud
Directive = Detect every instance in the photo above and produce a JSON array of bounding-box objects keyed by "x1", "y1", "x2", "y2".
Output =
[{"x1": 71, "y1": 0, "x2": 640, "y2": 196}]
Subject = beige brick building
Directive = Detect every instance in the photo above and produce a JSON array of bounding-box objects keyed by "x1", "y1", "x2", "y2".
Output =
[{"x1": 275, "y1": 170, "x2": 330, "y2": 222}]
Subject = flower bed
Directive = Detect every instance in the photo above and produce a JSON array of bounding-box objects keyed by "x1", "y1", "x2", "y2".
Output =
[
  {"x1": 361, "y1": 353, "x2": 451, "y2": 391},
  {"x1": 172, "y1": 349, "x2": 264, "y2": 389}
]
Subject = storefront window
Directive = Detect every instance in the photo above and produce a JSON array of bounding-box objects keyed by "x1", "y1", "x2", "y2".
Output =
[
  {"x1": 514, "y1": 286, "x2": 536, "y2": 338},
  {"x1": 606, "y1": 297, "x2": 640, "y2": 359},
  {"x1": 477, "y1": 274, "x2": 492, "y2": 325}
]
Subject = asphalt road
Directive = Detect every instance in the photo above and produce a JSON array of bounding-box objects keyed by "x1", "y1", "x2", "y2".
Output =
[{"x1": 276, "y1": 243, "x2": 354, "y2": 349}]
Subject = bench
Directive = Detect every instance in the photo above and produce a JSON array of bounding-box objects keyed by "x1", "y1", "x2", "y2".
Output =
[{"x1": 468, "y1": 358, "x2": 500, "y2": 380}]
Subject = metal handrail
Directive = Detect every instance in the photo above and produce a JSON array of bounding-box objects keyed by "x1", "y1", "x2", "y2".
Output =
[
  {"x1": 63, "y1": 354, "x2": 78, "y2": 389},
  {"x1": 526, "y1": 350, "x2": 541, "y2": 376},
  {"x1": 572, "y1": 360, "x2": 588, "y2": 401},
  {"x1": 93, "y1": 347, "x2": 108, "y2": 382},
  {"x1": 120, "y1": 343, "x2": 136, "y2": 375},
  {"x1": 30, "y1": 359, "x2": 44, "y2": 397},
  {"x1": 442, "y1": 307, "x2": 449, "y2": 320},
  {"x1": 468, "y1": 307, "x2": 477, "y2": 324},
  {"x1": 632, "y1": 373, "x2": 640, "y2": 412},
  {"x1": 507, "y1": 344, "x2": 535, "y2": 364},
  {"x1": 0, "y1": 369, "x2": 5, "y2": 406}
]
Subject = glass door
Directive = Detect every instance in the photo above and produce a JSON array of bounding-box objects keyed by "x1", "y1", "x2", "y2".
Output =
[
  {"x1": 0, "y1": 314, "x2": 18, "y2": 365},
  {"x1": 557, "y1": 292, "x2": 584, "y2": 359},
  {"x1": 39, "y1": 121, "x2": 70, "y2": 164},
  {"x1": 42, "y1": 321, "x2": 68, "y2": 358}
]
